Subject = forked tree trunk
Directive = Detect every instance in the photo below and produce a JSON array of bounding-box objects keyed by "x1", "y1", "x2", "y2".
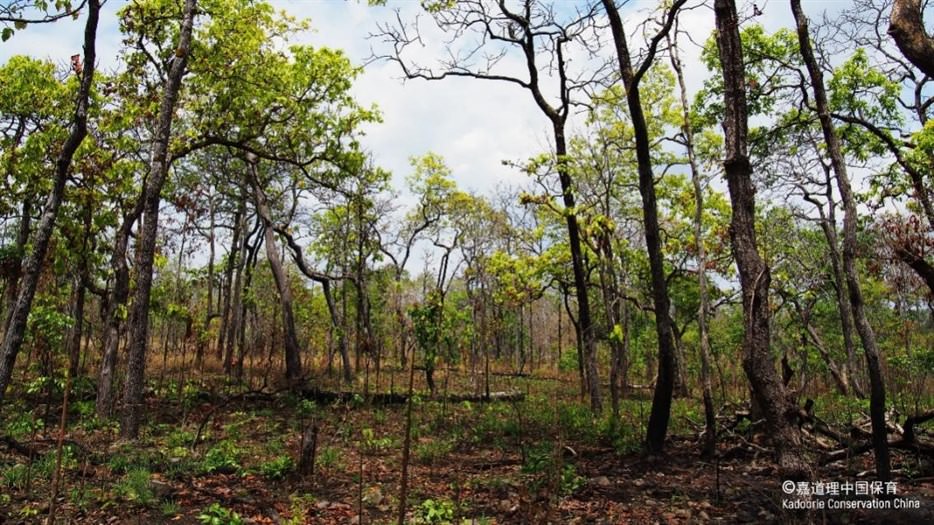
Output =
[
  {"x1": 97, "y1": 207, "x2": 140, "y2": 418},
  {"x1": 0, "y1": 0, "x2": 100, "y2": 409},
  {"x1": 792, "y1": 0, "x2": 891, "y2": 480},
  {"x1": 121, "y1": 0, "x2": 197, "y2": 439},
  {"x1": 603, "y1": 0, "x2": 685, "y2": 454},
  {"x1": 715, "y1": 0, "x2": 810, "y2": 480}
]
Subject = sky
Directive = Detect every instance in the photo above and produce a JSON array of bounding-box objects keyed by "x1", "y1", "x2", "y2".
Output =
[{"x1": 0, "y1": 0, "x2": 840, "y2": 200}]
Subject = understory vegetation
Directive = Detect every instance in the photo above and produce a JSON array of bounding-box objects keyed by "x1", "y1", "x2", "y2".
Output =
[{"x1": 1, "y1": 0, "x2": 934, "y2": 523}]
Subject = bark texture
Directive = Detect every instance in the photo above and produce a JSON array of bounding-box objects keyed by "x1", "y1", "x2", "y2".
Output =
[
  {"x1": 889, "y1": 0, "x2": 934, "y2": 79},
  {"x1": 714, "y1": 0, "x2": 810, "y2": 480},
  {"x1": 121, "y1": 0, "x2": 197, "y2": 438},
  {"x1": 603, "y1": 0, "x2": 685, "y2": 453},
  {"x1": 248, "y1": 159, "x2": 303, "y2": 387}
]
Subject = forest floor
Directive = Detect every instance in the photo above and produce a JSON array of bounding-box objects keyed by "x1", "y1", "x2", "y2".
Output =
[{"x1": 1, "y1": 363, "x2": 933, "y2": 524}]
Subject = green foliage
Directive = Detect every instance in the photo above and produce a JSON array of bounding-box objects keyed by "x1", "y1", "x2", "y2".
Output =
[
  {"x1": 360, "y1": 427, "x2": 395, "y2": 454},
  {"x1": 201, "y1": 440, "x2": 242, "y2": 474},
  {"x1": 317, "y1": 446, "x2": 342, "y2": 471},
  {"x1": 522, "y1": 441, "x2": 583, "y2": 496},
  {"x1": 417, "y1": 497, "x2": 456, "y2": 524},
  {"x1": 3, "y1": 410, "x2": 43, "y2": 439},
  {"x1": 160, "y1": 499, "x2": 181, "y2": 518},
  {"x1": 2, "y1": 463, "x2": 30, "y2": 490},
  {"x1": 415, "y1": 438, "x2": 455, "y2": 465},
  {"x1": 259, "y1": 455, "x2": 294, "y2": 480},
  {"x1": 197, "y1": 503, "x2": 244, "y2": 525},
  {"x1": 114, "y1": 467, "x2": 155, "y2": 506}
]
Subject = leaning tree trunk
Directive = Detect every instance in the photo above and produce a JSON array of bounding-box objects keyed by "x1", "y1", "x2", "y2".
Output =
[
  {"x1": 792, "y1": 0, "x2": 891, "y2": 481},
  {"x1": 603, "y1": 0, "x2": 684, "y2": 454},
  {"x1": 715, "y1": 0, "x2": 810, "y2": 480},
  {"x1": 247, "y1": 159, "x2": 303, "y2": 387},
  {"x1": 121, "y1": 0, "x2": 196, "y2": 439},
  {"x1": 0, "y1": 0, "x2": 100, "y2": 409}
]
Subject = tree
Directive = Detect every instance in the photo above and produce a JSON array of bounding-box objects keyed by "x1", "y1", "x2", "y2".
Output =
[
  {"x1": 0, "y1": 0, "x2": 100, "y2": 409},
  {"x1": 246, "y1": 155, "x2": 303, "y2": 386},
  {"x1": 602, "y1": 0, "x2": 685, "y2": 453},
  {"x1": 889, "y1": 0, "x2": 934, "y2": 79},
  {"x1": 791, "y1": 0, "x2": 891, "y2": 480},
  {"x1": 374, "y1": 0, "x2": 605, "y2": 412},
  {"x1": 713, "y1": 0, "x2": 809, "y2": 480},
  {"x1": 121, "y1": 0, "x2": 196, "y2": 439}
]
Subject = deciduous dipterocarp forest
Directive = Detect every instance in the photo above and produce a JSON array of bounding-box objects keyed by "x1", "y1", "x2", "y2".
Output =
[{"x1": 1, "y1": 0, "x2": 933, "y2": 523}]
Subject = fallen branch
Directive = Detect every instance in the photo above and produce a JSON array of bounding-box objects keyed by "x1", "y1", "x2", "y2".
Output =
[{"x1": 299, "y1": 388, "x2": 524, "y2": 405}]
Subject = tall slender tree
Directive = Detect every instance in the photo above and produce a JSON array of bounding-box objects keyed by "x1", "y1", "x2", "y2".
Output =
[
  {"x1": 121, "y1": 0, "x2": 197, "y2": 439},
  {"x1": 791, "y1": 0, "x2": 891, "y2": 480},
  {"x1": 602, "y1": 0, "x2": 686, "y2": 453}
]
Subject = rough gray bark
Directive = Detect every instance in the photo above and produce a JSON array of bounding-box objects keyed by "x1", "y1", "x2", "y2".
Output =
[
  {"x1": 714, "y1": 0, "x2": 810, "y2": 480},
  {"x1": 602, "y1": 0, "x2": 685, "y2": 453},
  {"x1": 96, "y1": 202, "x2": 142, "y2": 418},
  {"x1": 121, "y1": 0, "x2": 197, "y2": 439},
  {"x1": 0, "y1": 0, "x2": 100, "y2": 409},
  {"x1": 792, "y1": 0, "x2": 891, "y2": 481},
  {"x1": 247, "y1": 158, "x2": 303, "y2": 387}
]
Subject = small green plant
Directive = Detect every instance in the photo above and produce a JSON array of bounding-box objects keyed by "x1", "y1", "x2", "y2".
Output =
[
  {"x1": 318, "y1": 446, "x2": 342, "y2": 470},
  {"x1": 3, "y1": 410, "x2": 43, "y2": 439},
  {"x1": 415, "y1": 438, "x2": 454, "y2": 465},
  {"x1": 417, "y1": 497, "x2": 455, "y2": 524},
  {"x1": 114, "y1": 467, "x2": 155, "y2": 506},
  {"x1": 202, "y1": 440, "x2": 242, "y2": 474},
  {"x1": 166, "y1": 428, "x2": 196, "y2": 449},
  {"x1": 522, "y1": 441, "x2": 582, "y2": 495},
  {"x1": 197, "y1": 503, "x2": 244, "y2": 525},
  {"x1": 2, "y1": 463, "x2": 29, "y2": 490},
  {"x1": 160, "y1": 499, "x2": 181, "y2": 518},
  {"x1": 286, "y1": 493, "x2": 316, "y2": 525},
  {"x1": 259, "y1": 455, "x2": 294, "y2": 480},
  {"x1": 361, "y1": 428, "x2": 395, "y2": 454},
  {"x1": 69, "y1": 486, "x2": 96, "y2": 510}
]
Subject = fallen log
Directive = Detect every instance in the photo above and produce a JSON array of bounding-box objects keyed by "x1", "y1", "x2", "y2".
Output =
[{"x1": 299, "y1": 388, "x2": 524, "y2": 405}]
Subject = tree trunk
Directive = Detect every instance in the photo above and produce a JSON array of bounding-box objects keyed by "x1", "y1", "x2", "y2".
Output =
[
  {"x1": 889, "y1": 0, "x2": 934, "y2": 79},
  {"x1": 121, "y1": 0, "x2": 196, "y2": 439},
  {"x1": 221, "y1": 197, "x2": 245, "y2": 373},
  {"x1": 603, "y1": 0, "x2": 684, "y2": 453},
  {"x1": 792, "y1": 0, "x2": 891, "y2": 480},
  {"x1": 815, "y1": 187, "x2": 861, "y2": 397},
  {"x1": 248, "y1": 159, "x2": 303, "y2": 387},
  {"x1": 554, "y1": 128, "x2": 602, "y2": 413},
  {"x1": 0, "y1": 0, "x2": 100, "y2": 409},
  {"x1": 96, "y1": 208, "x2": 139, "y2": 418},
  {"x1": 715, "y1": 0, "x2": 810, "y2": 480},
  {"x1": 669, "y1": 21, "x2": 717, "y2": 457}
]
